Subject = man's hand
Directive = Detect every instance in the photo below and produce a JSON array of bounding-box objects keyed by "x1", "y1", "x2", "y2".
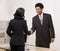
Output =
[
  {"x1": 51, "y1": 38, "x2": 55, "y2": 43},
  {"x1": 28, "y1": 31, "x2": 31, "y2": 35},
  {"x1": 28, "y1": 29, "x2": 33, "y2": 35}
]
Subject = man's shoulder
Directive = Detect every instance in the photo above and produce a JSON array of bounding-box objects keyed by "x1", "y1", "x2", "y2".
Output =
[
  {"x1": 44, "y1": 13, "x2": 51, "y2": 16},
  {"x1": 33, "y1": 15, "x2": 38, "y2": 19},
  {"x1": 44, "y1": 13, "x2": 52, "y2": 20}
]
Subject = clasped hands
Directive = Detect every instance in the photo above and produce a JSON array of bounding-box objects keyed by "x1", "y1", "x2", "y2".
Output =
[{"x1": 28, "y1": 29, "x2": 33, "y2": 35}]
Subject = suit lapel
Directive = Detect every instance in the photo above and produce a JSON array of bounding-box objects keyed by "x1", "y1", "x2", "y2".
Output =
[
  {"x1": 36, "y1": 15, "x2": 41, "y2": 26},
  {"x1": 36, "y1": 13, "x2": 46, "y2": 26},
  {"x1": 43, "y1": 13, "x2": 46, "y2": 26}
]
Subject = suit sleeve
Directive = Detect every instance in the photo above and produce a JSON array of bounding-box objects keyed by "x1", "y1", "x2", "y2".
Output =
[
  {"x1": 6, "y1": 21, "x2": 13, "y2": 37},
  {"x1": 23, "y1": 20, "x2": 28, "y2": 35},
  {"x1": 31, "y1": 18, "x2": 36, "y2": 33},
  {"x1": 23, "y1": 20, "x2": 28, "y2": 42},
  {"x1": 49, "y1": 15, "x2": 55, "y2": 38}
]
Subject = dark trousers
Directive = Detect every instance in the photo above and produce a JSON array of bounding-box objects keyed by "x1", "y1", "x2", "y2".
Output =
[{"x1": 10, "y1": 45, "x2": 25, "y2": 51}]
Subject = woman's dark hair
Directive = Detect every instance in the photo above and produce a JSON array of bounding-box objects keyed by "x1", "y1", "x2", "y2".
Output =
[
  {"x1": 14, "y1": 8, "x2": 25, "y2": 20},
  {"x1": 35, "y1": 3, "x2": 44, "y2": 9}
]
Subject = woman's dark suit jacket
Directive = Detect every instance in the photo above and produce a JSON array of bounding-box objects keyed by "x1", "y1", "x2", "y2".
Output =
[{"x1": 6, "y1": 19, "x2": 28, "y2": 46}]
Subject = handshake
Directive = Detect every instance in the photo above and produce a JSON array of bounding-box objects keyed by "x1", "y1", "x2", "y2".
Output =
[
  {"x1": 28, "y1": 30, "x2": 33, "y2": 35},
  {"x1": 24, "y1": 30, "x2": 33, "y2": 42},
  {"x1": 28, "y1": 31, "x2": 31, "y2": 35}
]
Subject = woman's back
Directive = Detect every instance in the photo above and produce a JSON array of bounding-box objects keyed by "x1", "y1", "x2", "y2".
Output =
[
  {"x1": 7, "y1": 19, "x2": 28, "y2": 46},
  {"x1": 6, "y1": 8, "x2": 29, "y2": 51}
]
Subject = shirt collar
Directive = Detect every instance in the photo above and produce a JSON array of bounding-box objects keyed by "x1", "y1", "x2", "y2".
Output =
[{"x1": 38, "y1": 13, "x2": 43, "y2": 17}]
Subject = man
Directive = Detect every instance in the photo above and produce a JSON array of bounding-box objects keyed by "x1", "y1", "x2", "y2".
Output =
[{"x1": 30, "y1": 3, "x2": 55, "y2": 48}]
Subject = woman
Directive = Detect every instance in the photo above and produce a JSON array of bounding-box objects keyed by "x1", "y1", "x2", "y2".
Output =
[{"x1": 6, "y1": 8, "x2": 29, "y2": 51}]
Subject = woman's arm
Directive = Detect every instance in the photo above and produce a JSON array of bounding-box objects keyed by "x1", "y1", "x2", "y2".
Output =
[{"x1": 6, "y1": 21, "x2": 13, "y2": 37}]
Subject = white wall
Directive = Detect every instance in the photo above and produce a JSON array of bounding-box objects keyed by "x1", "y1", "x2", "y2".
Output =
[
  {"x1": 54, "y1": 0, "x2": 60, "y2": 51},
  {"x1": 0, "y1": 0, "x2": 60, "y2": 51}
]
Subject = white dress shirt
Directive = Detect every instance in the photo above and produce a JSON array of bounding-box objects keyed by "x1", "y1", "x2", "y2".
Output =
[{"x1": 38, "y1": 13, "x2": 43, "y2": 25}]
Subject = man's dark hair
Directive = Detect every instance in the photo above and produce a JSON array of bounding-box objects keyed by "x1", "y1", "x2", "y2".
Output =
[
  {"x1": 14, "y1": 8, "x2": 25, "y2": 20},
  {"x1": 35, "y1": 3, "x2": 44, "y2": 9}
]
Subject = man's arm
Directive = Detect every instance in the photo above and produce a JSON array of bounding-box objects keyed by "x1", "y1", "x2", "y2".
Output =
[
  {"x1": 31, "y1": 18, "x2": 36, "y2": 34},
  {"x1": 49, "y1": 14, "x2": 55, "y2": 43}
]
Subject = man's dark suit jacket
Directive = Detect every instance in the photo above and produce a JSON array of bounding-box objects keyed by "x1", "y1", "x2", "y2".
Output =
[
  {"x1": 32, "y1": 13, "x2": 55, "y2": 47},
  {"x1": 6, "y1": 19, "x2": 28, "y2": 46}
]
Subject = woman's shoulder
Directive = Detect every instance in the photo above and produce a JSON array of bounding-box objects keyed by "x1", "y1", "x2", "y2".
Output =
[
  {"x1": 9, "y1": 19, "x2": 14, "y2": 22},
  {"x1": 24, "y1": 19, "x2": 26, "y2": 21},
  {"x1": 9, "y1": 19, "x2": 15, "y2": 24},
  {"x1": 9, "y1": 19, "x2": 27, "y2": 23},
  {"x1": 22, "y1": 20, "x2": 27, "y2": 24}
]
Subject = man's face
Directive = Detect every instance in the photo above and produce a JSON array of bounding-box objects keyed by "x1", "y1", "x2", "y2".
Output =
[{"x1": 35, "y1": 7, "x2": 43, "y2": 15}]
